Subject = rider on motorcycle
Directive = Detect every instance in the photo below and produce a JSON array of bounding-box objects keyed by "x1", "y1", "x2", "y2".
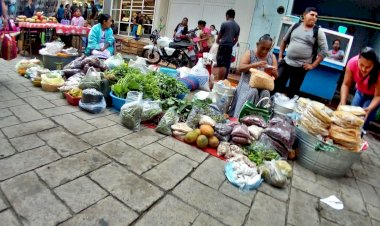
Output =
[{"x1": 173, "y1": 17, "x2": 189, "y2": 42}]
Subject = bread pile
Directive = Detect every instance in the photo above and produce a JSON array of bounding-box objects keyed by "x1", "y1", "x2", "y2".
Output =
[
  {"x1": 298, "y1": 99, "x2": 333, "y2": 136},
  {"x1": 329, "y1": 105, "x2": 365, "y2": 152},
  {"x1": 249, "y1": 68, "x2": 275, "y2": 91}
]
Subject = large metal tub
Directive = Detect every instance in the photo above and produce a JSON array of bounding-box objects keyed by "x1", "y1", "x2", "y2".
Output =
[{"x1": 295, "y1": 127, "x2": 361, "y2": 178}]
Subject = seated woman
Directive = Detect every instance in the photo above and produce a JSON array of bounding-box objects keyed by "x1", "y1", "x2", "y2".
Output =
[
  {"x1": 85, "y1": 14, "x2": 115, "y2": 58},
  {"x1": 228, "y1": 34, "x2": 278, "y2": 118},
  {"x1": 340, "y1": 47, "x2": 380, "y2": 130},
  {"x1": 327, "y1": 39, "x2": 345, "y2": 61}
]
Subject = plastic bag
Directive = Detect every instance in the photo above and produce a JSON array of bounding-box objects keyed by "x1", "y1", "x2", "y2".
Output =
[
  {"x1": 259, "y1": 160, "x2": 287, "y2": 188},
  {"x1": 41, "y1": 72, "x2": 64, "y2": 85},
  {"x1": 104, "y1": 53, "x2": 124, "y2": 70},
  {"x1": 214, "y1": 123, "x2": 233, "y2": 136},
  {"x1": 259, "y1": 134, "x2": 288, "y2": 157},
  {"x1": 177, "y1": 67, "x2": 191, "y2": 78},
  {"x1": 275, "y1": 160, "x2": 292, "y2": 178},
  {"x1": 273, "y1": 93, "x2": 298, "y2": 110},
  {"x1": 79, "y1": 97, "x2": 106, "y2": 114},
  {"x1": 25, "y1": 66, "x2": 42, "y2": 79},
  {"x1": 332, "y1": 111, "x2": 364, "y2": 128},
  {"x1": 241, "y1": 115, "x2": 267, "y2": 128},
  {"x1": 217, "y1": 141, "x2": 230, "y2": 156},
  {"x1": 248, "y1": 125, "x2": 264, "y2": 140},
  {"x1": 141, "y1": 100, "x2": 162, "y2": 122},
  {"x1": 264, "y1": 117, "x2": 296, "y2": 149},
  {"x1": 232, "y1": 136, "x2": 249, "y2": 145},
  {"x1": 39, "y1": 41, "x2": 65, "y2": 56},
  {"x1": 129, "y1": 57, "x2": 149, "y2": 74},
  {"x1": 64, "y1": 56, "x2": 85, "y2": 69},
  {"x1": 225, "y1": 161, "x2": 263, "y2": 191},
  {"x1": 189, "y1": 58, "x2": 210, "y2": 91},
  {"x1": 79, "y1": 68, "x2": 102, "y2": 90},
  {"x1": 156, "y1": 107, "x2": 179, "y2": 135},
  {"x1": 120, "y1": 103, "x2": 143, "y2": 131},
  {"x1": 62, "y1": 69, "x2": 81, "y2": 78},
  {"x1": 199, "y1": 115, "x2": 216, "y2": 127},
  {"x1": 214, "y1": 132, "x2": 230, "y2": 142},
  {"x1": 231, "y1": 124, "x2": 250, "y2": 138}
]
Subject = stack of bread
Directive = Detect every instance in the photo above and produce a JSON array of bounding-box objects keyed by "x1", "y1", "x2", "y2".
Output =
[
  {"x1": 298, "y1": 99, "x2": 333, "y2": 136},
  {"x1": 329, "y1": 105, "x2": 365, "y2": 152}
]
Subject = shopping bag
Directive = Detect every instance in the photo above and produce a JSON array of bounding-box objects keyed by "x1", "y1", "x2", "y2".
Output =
[
  {"x1": 137, "y1": 25, "x2": 143, "y2": 36},
  {"x1": 1, "y1": 32, "x2": 17, "y2": 60},
  {"x1": 238, "y1": 97, "x2": 272, "y2": 122}
]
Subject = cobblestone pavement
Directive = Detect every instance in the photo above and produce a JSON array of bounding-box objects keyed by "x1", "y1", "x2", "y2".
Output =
[{"x1": 1, "y1": 58, "x2": 380, "y2": 226}]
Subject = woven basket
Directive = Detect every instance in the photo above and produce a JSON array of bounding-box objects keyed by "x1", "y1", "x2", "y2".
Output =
[
  {"x1": 249, "y1": 68, "x2": 275, "y2": 91},
  {"x1": 41, "y1": 83, "x2": 63, "y2": 92}
]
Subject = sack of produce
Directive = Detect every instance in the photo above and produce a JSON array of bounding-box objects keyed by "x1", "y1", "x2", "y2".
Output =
[
  {"x1": 259, "y1": 160, "x2": 287, "y2": 188},
  {"x1": 248, "y1": 125, "x2": 264, "y2": 140},
  {"x1": 275, "y1": 160, "x2": 292, "y2": 178},
  {"x1": 214, "y1": 123, "x2": 234, "y2": 136},
  {"x1": 120, "y1": 92, "x2": 143, "y2": 131},
  {"x1": 189, "y1": 58, "x2": 210, "y2": 92},
  {"x1": 81, "y1": 88, "x2": 104, "y2": 103},
  {"x1": 104, "y1": 53, "x2": 124, "y2": 70},
  {"x1": 231, "y1": 124, "x2": 250, "y2": 139},
  {"x1": 249, "y1": 68, "x2": 275, "y2": 91},
  {"x1": 240, "y1": 115, "x2": 267, "y2": 128},
  {"x1": 156, "y1": 107, "x2": 179, "y2": 135},
  {"x1": 259, "y1": 134, "x2": 288, "y2": 157},
  {"x1": 199, "y1": 115, "x2": 216, "y2": 127},
  {"x1": 141, "y1": 100, "x2": 162, "y2": 122},
  {"x1": 337, "y1": 105, "x2": 366, "y2": 117},
  {"x1": 264, "y1": 117, "x2": 296, "y2": 150},
  {"x1": 79, "y1": 97, "x2": 106, "y2": 114},
  {"x1": 332, "y1": 111, "x2": 364, "y2": 129}
]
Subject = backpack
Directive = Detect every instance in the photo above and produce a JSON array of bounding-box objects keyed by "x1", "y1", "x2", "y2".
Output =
[
  {"x1": 1, "y1": 33, "x2": 17, "y2": 60},
  {"x1": 284, "y1": 22, "x2": 320, "y2": 62}
]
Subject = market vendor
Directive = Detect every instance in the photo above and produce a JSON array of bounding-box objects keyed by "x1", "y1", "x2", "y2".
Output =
[
  {"x1": 228, "y1": 34, "x2": 278, "y2": 118},
  {"x1": 340, "y1": 46, "x2": 380, "y2": 130},
  {"x1": 85, "y1": 13, "x2": 115, "y2": 58}
]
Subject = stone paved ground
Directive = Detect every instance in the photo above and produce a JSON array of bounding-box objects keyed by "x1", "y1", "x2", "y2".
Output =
[{"x1": 0, "y1": 57, "x2": 380, "y2": 226}]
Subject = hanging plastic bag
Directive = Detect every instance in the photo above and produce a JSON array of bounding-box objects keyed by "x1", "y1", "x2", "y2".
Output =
[
  {"x1": 104, "y1": 53, "x2": 124, "y2": 70},
  {"x1": 120, "y1": 92, "x2": 143, "y2": 131},
  {"x1": 156, "y1": 107, "x2": 179, "y2": 135},
  {"x1": 189, "y1": 58, "x2": 210, "y2": 91},
  {"x1": 259, "y1": 160, "x2": 287, "y2": 188}
]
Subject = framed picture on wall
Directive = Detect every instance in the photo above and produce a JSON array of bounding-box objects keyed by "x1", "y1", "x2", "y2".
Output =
[{"x1": 321, "y1": 28, "x2": 354, "y2": 67}]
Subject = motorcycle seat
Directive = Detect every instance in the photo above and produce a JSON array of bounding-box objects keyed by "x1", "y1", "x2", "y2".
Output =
[{"x1": 169, "y1": 41, "x2": 193, "y2": 49}]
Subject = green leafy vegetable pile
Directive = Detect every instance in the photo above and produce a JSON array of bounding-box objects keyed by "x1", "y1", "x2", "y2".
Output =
[{"x1": 245, "y1": 142, "x2": 280, "y2": 166}]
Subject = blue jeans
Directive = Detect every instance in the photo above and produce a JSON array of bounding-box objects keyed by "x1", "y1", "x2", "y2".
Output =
[{"x1": 351, "y1": 90, "x2": 380, "y2": 130}]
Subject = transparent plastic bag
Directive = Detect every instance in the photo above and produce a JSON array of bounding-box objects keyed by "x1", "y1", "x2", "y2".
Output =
[
  {"x1": 275, "y1": 160, "x2": 293, "y2": 178},
  {"x1": 120, "y1": 92, "x2": 143, "y2": 131},
  {"x1": 225, "y1": 161, "x2": 263, "y2": 191},
  {"x1": 156, "y1": 107, "x2": 179, "y2": 136},
  {"x1": 141, "y1": 100, "x2": 162, "y2": 122},
  {"x1": 104, "y1": 53, "x2": 124, "y2": 70},
  {"x1": 273, "y1": 93, "x2": 298, "y2": 109},
  {"x1": 264, "y1": 117, "x2": 296, "y2": 149},
  {"x1": 79, "y1": 97, "x2": 106, "y2": 114},
  {"x1": 129, "y1": 57, "x2": 149, "y2": 74},
  {"x1": 41, "y1": 72, "x2": 64, "y2": 85},
  {"x1": 214, "y1": 123, "x2": 233, "y2": 136},
  {"x1": 259, "y1": 160, "x2": 287, "y2": 188},
  {"x1": 25, "y1": 66, "x2": 42, "y2": 79},
  {"x1": 259, "y1": 133, "x2": 289, "y2": 157},
  {"x1": 241, "y1": 115, "x2": 267, "y2": 128}
]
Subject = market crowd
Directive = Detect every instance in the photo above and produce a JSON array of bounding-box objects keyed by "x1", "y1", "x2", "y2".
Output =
[{"x1": 0, "y1": 2, "x2": 379, "y2": 131}]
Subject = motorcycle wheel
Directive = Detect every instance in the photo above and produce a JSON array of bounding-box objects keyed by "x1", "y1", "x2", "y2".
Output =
[
  {"x1": 142, "y1": 49, "x2": 161, "y2": 64},
  {"x1": 178, "y1": 53, "x2": 194, "y2": 68}
]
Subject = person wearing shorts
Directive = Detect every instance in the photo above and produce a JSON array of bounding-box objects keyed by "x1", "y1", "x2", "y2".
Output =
[{"x1": 216, "y1": 9, "x2": 240, "y2": 80}]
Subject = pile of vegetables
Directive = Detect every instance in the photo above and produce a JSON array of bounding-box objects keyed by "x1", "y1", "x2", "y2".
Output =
[
  {"x1": 110, "y1": 65, "x2": 188, "y2": 101},
  {"x1": 245, "y1": 143, "x2": 280, "y2": 166}
]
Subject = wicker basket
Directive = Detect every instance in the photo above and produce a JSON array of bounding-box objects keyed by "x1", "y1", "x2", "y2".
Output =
[
  {"x1": 32, "y1": 79, "x2": 41, "y2": 87},
  {"x1": 41, "y1": 83, "x2": 63, "y2": 92},
  {"x1": 249, "y1": 68, "x2": 275, "y2": 91}
]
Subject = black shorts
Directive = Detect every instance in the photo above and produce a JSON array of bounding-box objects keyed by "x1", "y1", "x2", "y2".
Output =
[{"x1": 216, "y1": 45, "x2": 233, "y2": 67}]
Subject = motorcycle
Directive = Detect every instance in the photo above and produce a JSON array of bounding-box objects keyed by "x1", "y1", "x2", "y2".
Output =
[{"x1": 142, "y1": 29, "x2": 197, "y2": 68}]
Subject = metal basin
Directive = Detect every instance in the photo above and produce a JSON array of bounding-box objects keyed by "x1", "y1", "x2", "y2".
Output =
[{"x1": 295, "y1": 127, "x2": 361, "y2": 178}]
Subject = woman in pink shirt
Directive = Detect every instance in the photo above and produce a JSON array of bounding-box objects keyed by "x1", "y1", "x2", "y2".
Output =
[
  {"x1": 340, "y1": 47, "x2": 380, "y2": 129},
  {"x1": 71, "y1": 8, "x2": 84, "y2": 27},
  {"x1": 197, "y1": 20, "x2": 211, "y2": 52}
]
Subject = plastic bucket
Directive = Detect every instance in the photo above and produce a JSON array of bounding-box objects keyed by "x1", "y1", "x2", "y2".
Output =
[
  {"x1": 110, "y1": 91, "x2": 126, "y2": 111},
  {"x1": 295, "y1": 127, "x2": 361, "y2": 178}
]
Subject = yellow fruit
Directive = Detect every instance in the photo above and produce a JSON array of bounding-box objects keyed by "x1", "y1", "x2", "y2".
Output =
[
  {"x1": 194, "y1": 128, "x2": 201, "y2": 136},
  {"x1": 200, "y1": 124, "x2": 214, "y2": 137},
  {"x1": 196, "y1": 135, "x2": 208, "y2": 149},
  {"x1": 208, "y1": 136, "x2": 219, "y2": 148},
  {"x1": 184, "y1": 131, "x2": 198, "y2": 144}
]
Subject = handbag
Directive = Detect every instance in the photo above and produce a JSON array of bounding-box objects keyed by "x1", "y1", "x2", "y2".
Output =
[
  {"x1": 137, "y1": 25, "x2": 143, "y2": 36},
  {"x1": 238, "y1": 97, "x2": 272, "y2": 122},
  {"x1": 249, "y1": 68, "x2": 275, "y2": 91},
  {"x1": 1, "y1": 32, "x2": 17, "y2": 60}
]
